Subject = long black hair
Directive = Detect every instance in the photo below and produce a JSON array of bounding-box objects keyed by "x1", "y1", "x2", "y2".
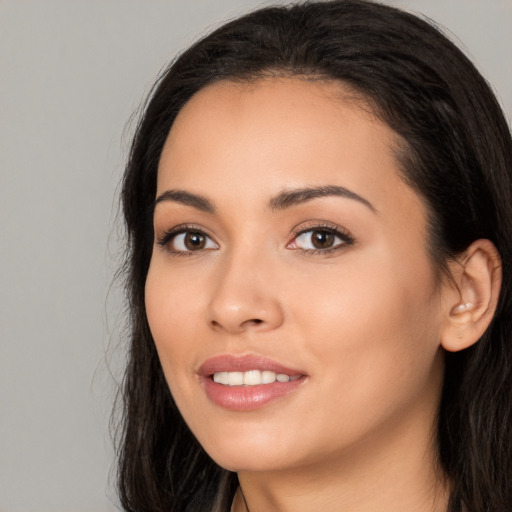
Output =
[{"x1": 117, "y1": 1, "x2": 512, "y2": 511}]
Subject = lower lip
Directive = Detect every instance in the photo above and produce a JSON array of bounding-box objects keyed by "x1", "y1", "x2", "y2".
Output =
[{"x1": 202, "y1": 376, "x2": 306, "y2": 411}]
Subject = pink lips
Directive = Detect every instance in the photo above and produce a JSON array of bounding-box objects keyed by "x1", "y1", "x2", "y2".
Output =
[{"x1": 199, "y1": 355, "x2": 307, "y2": 411}]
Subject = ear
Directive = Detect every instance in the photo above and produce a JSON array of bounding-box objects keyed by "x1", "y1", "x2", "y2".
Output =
[{"x1": 441, "y1": 239, "x2": 502, "y2": 352}]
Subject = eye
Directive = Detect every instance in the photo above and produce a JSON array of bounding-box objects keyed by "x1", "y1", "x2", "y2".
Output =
[
  {"x1": 158, "y1": 228, "x2": 219, "y2": 254},
  {"x1": 288, "y1": 225, "x2": 353, "y2": 253}
]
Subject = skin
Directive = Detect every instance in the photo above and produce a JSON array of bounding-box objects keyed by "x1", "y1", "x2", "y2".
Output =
[{"x1": 145, "y1": 78, "x2": 454, "y2": 511}]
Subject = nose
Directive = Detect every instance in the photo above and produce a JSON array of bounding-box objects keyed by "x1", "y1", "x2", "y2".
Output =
[{"x1": 207, "y1": 250, "x2": 284, "y2": 334}]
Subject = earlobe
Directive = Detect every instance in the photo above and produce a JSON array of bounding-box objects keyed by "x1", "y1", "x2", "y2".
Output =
[
  {"x1": 450, "y1": 302, "x2": 473, "y2": 315},
  {"x1": 441, "y1": 239, "x2": 502, "y2": 353}
]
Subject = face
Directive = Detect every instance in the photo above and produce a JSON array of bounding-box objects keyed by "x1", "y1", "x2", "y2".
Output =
[{"x1": 145, "y1": 78, "x2": 446, "y2": 473}]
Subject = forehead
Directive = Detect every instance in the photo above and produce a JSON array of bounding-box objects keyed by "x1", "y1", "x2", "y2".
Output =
[
  {"x1": 162, "y1": 77, "x2": 389, "y2": 165},
  {"x1": 157, "y1": 77, "x2": 419, "y2": 218}
]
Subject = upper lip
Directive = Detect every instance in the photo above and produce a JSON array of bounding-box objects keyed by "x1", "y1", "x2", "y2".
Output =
[{"x1": 198, "y1": 354, "x2": 306, "y2": 377}]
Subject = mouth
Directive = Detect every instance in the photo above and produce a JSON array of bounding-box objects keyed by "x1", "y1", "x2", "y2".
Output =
[{"x1": 199, "y1": 355, "x2": 307, "y2": 411}]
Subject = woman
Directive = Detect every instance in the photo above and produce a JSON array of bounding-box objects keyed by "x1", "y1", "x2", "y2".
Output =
[{"x1": 116, "y1": 1, "x2": 512, "y2": 511}]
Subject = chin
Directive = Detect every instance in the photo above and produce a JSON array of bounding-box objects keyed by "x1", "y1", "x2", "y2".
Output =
[
  {"x1": 198, "y1": 430, "x2": 298, "y2": 473},
  {"x1": 211, "y1": 451, "x2": 288, "y2": 473}
]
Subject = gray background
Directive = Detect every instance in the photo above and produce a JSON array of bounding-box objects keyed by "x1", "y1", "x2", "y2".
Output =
[{"x1": 1, "y1": 1, "x2": 510, "y2": 511}]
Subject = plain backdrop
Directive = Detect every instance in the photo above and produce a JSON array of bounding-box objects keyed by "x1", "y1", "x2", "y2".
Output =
[{"x1": 0, "y1": 1, "x2": 510, "y2": 511}]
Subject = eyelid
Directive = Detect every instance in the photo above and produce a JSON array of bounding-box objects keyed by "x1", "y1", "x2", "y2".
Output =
[
  {"x1": 287, "y1": 221, "x2": 355, "y2": 253},
  {"x1": 156, "y1": 224, "x2": 219, "y2": 254}
]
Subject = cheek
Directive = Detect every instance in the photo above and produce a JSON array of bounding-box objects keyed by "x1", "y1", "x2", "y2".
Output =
[
  {"x1": 291, "y1": 248, "x2": 442, "y2": 412},
  {"x1": 145, "y1": 263, "x2": 174, "y2": 348},
  {"x1": 144, "y1": 261, "x2": 203, "y2": 390},
  {"x1": 145, "y1": 255, "x2": 207, "y2": 333},
  {"x1": 294, "y1": 244, "x2": 438, "y2": 334}
]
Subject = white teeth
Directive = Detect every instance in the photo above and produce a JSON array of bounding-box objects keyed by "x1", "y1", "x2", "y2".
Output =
[
  {"x1": 243, "y1": 370, "x2": 262, "y2": 385},
  {"x1": 227, "y1": 372, "x2": 244, "y2": 386},
  {"x1": 213, "y1": 372, "x2": 229, "y2": 385},
  {"x1": 212, "y1": 370, "x2": 300, "y2": 386},
  {"x1": 262, "y1": 370, "x2": 277, "y2": 384}
]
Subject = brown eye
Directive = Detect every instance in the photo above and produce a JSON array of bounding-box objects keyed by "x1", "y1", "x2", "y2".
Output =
[
  {"x1": 311, "y1": 230, "x2": 335, "y2": 249},
  {"x1": 167, "y1": 230, "x2": 219, "y2": 253},
  {"x1": 184, "y1": 232, "x2": 206, "y2": 250},
  {"x1": 290, "y1": 226, "x2": 353, "y2": 253}
]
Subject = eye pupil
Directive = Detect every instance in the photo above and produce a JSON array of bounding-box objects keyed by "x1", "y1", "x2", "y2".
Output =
[
  {"x1": 184, "y1": 232, "x2": 205, "y2": 250},
  {"x1": 312, "y1": 230, "x2": 334, "y2": 249}
]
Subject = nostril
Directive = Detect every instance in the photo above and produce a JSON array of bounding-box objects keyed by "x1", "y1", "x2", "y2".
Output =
[
  {"x1": 242, "y1": 318, "x2": 264, "y2": 327},
  {"x1": 209, "y1": 317, "x2": 264, "y2": 332}
]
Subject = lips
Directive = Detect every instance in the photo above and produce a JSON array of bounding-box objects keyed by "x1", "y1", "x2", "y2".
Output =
[{"x1": 199, "y1": 354, "x2": 307, "y2": 411}]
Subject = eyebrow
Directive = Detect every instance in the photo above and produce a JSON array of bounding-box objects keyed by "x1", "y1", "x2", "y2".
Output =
[
  {"x1": 154, "y1": 189, "x2": 216, "y2": 213},
  {"x1": 154, "y1": 184, "x2": 375, "y2": 215},
  {"x1": 269, "y1": 185, "x2": 375, "y2": 212}
]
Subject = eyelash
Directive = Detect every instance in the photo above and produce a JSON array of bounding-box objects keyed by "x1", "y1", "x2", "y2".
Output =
[
  {"x1": 289, "y1": 222, "x2": 355, "y2": 255},
  {"x1": 156, "y1": 224, "x2": 217, "y2": 257},
  {"x1": 156, "y1": 222, "x2": 354, "y2": 256}
]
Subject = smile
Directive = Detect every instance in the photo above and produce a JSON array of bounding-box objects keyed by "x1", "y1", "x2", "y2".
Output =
[
  {"x1": 200, "y1": 355, "x2": 307, "y2": 410},
  {"x1": 212, "y1": 370, "x2": 302, "y2": 386}
]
